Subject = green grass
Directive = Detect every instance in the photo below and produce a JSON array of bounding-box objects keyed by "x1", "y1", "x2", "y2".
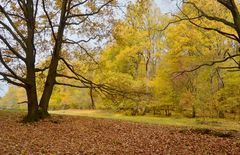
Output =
[{"x1": 50, "y1": 109, "x2": 240, "y2": 131}]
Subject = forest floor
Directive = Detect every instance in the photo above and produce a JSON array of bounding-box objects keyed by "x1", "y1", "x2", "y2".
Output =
[{"x1": 0, "y1": 110, "x2": 240, "y2": 155}]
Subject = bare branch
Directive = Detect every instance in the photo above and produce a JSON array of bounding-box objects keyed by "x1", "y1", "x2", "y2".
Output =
[
  {"x1": 63, "y1": 36, "x2": 97, "y2": 44},
  {"x1": 65, "y1": 16, "x2": 88, "y2": 25},
  {"x1": 59, "y1": 57, "x2": 149, "y2": 100},
  {"x1": 34, "y1": 0, "x2": 39, "y2": 19},
  {"x1": 176, "y1": 4, "x2": 240, "y2": 42},
  {"x1": 0, "y1": 5, "x2": 26, "y2": 41},
  {"x1": 35, "y1": 66, "x2": 49, "y2": 72},
  {"x1": 174, "y1": 53, "x2": 240, "y2": 78},
  {"x1": 55, "y1": 82, "x2": 91, "y2": 89},
  {"x1": 63, "y1": 37, "x2": 99, "y2": 64},
  {"x1": 68, "y1": 0, "x2": 88, "y2": 11},
  {"x1": 0, "y1": 51, "x2": 26, "y2": 83},
  {"x1": 0, "y1": 21, "x2": 27, "y2": 51},
  {"x1": 0, "y1": 34, "x2": 26, "y2": 61},
  {"x1": 183, "y1": 1, "x2": 236, "y2": 29},
  {"x1": 42, "y1": 0, "x2": 57, "y2": 41},
  {"x1": 56, "y1": 73, "x2": 90, "y2": 86},
  {"x1": 17, "y1": 101, "x2": 28, "y2": 104},
  {"x1": 59, "y1": 57, "x2": 92, "y2": 84},
  {"x1": 67, "y1": 0, "x2": 113, "y2": 18},
  {"x1": 0, "y1": 72, "x2": 25, "y2": 87},
  {"x1": 188, "y1": 20, "x2": 239, "y2": 41}
]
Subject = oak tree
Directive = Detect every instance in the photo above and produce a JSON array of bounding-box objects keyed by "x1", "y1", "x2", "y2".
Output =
[{"x1": 0, "y1": 0, "x2": 117, "y2": 121}]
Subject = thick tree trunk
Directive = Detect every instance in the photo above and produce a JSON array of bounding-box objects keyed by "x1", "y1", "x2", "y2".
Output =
[
  {"x1": 39, "y1": 0, "x2": 67, "y2": 115},
  {"x1": 39, "y1": 58, "x2": 58, "y2": 115},
  {"x1": 24, "y1": 85, "x2": 39, "y2": 122},
  {"x1": 23, "y1": 0, "x2": 41, "y2": 122},
  {"x1": 39, "y1": 82, "x2": 55, "y2": 115}
]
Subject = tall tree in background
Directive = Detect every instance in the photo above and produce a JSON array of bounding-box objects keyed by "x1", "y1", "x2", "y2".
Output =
[
  {"x1": 0, "y1": 0, "x2": 116, "y2": 121},
  {"x1": 166, "y1": 0, "x2": 240, "y2": 117},
  {"x1": 176, "y1": 0, "x2": 240, "y2": 72},
  {"x1": 98, "y1": 0, "x2": 167, "y2": 114}
]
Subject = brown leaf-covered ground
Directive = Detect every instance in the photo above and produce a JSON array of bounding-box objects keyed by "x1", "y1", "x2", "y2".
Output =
[{"x1": 0, "y1": 112, "x2": 240, "y2": 155}]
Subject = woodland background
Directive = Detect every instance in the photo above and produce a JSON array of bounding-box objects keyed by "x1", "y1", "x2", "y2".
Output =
[{"x1": 0, "y1": 0, "x2": 239, "y2": 120}]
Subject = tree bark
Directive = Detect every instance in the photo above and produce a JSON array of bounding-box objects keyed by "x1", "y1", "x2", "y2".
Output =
[
  {"x1": 192, "y1": 105, "x2": 196, "y2": 118},
  {"x1": 24, "y1": 0, "x2": 41, "y2": 122},
  {"x1": 90, "y1": 87, "x2": 95, "y2": 109},
  {"x1": 39, "y1": 56, "x2": 59, "y2": 114},
  {"x1": 39, "y1": 0, "x2": 67, "y2": 115},
  {"x1": 24, "y1": 85, "x2": 39, "y2": 122}
]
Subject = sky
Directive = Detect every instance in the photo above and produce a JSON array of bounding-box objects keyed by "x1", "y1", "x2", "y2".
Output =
[
  {"x1": 0, "y1": 0, "x2": 178, "y2": 97},
  {"x1": 0, "y1": 82, "x2": 7, "y2": 97},
  {"x1": 155, "y1": 0, "x2": 179, "y2": 13}
]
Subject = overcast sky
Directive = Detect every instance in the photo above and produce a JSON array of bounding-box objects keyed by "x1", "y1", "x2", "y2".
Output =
[{"x1": 155, "y1": 0, "x2": 179, "y2": 13}]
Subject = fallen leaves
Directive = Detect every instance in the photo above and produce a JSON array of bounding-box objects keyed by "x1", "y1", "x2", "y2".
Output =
[{"x1": 0, "y1": 112, "x2": 239, "y2": 155}]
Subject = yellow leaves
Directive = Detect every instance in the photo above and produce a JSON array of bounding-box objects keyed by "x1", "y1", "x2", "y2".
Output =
[
  {"x1": 3, "y1": 58, "x2": 12, "y2": 63},
  {"x1": 113, "y1": 20, "x2": 149, "y2": 48},
  {"x1": 3, "y1": 50, "x2": 14, "y2": 55},
  {"x1": 86, "y1": 0, "x2": 116, "y2": 12},
  {"x1": 55, "y1": 0, "x2": 62, "y2": 8},
  {"x1": 86, "y1": 0, "x2": 97, "y2": 12},
  {"x1": 166, "y1": 14, "x2": 229, "y2": 61},
  {"x1": 39, "y1": 15, "x2": 48, "y2": 19},
  {"x1": 10, "y1": 2, "x2": 18, "y2": 11},
  {"x1": 115, "y1": 46, "x2": 134, "y2": 62},
  {"x1": 105, "y1": 0, "x2": 117, "y2": 6},
  {"x1": 16, "y1": 87, "x2": 27, "y2": 102},
  {"x1": 2, "y1": 50, "x2": 15, "y2": 63},
  {"x1": 182, "y1": 0, "x2": 234, "y2": 35},
  {"x1": 179, "y1": 91, "x2": 195, "y2": 107}
]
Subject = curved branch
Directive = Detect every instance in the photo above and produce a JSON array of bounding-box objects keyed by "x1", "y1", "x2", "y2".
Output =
[
  {"x1": 67, "y1": 0, "x2": 113, "y2": 18},
  {"x1": 0, "y1": 21, "x2": 27, "y2": 51},
  {"x1": 68, "y1": 0, "x2": 88, "y2": 11},
  {"x1": 176, "y1": 4, "x2": 240, "y2": 42},
  {"x1": 0, "y1": 50, "x2": 26, "y2": 83},
  {"x1": 183, "y1": 1, "x2": 236, "y2": 29},
  {"x1": 174, "y1": 53, "x2": 240, "y2": 78},
  {"x1": 55, "y1": 82, "x2": 91, "y2": 89},
  {"x1": 0, "y1": 72, "x2": 25, "y2": 87},
  {"x1": 0, "y1": 34, "x2": 26, "y2": 61},
  {"x1": 0, "y1": 5, "x2": 26, "y2": 41}
]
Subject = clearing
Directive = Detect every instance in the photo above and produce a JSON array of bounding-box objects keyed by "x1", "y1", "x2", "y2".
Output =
[
  {"x1": 51, "y1": 109, "x2": 240, "y2": 131},
  {"x1": 0, "y1": 110, "x2": 239, "y2": 154}
]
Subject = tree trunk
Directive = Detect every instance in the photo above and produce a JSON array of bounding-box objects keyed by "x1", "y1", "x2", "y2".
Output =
[
  {"x1": 39, "y1": 59, "x2": 58, "y2": 116},
  {"x1": 39, "y1": 0, "x2": 67, "y2": 115},
  {"x1": 24, "y1": 85, "x2": 39, "y2": 122},
  {"x1": 39, "y1": 87, "x2": 53, "y2": 115},
  {"x1": 24, "y1": 0, "x2": 42, "y2": 122},
  {"x1": 90, "y1": 87, "x2": 95, "y2": 109},
  {"x1": 218, "y1": 110, "x2": 225, "y2": 118},
  {"x1": 192, "y1": 105, "x2": 196, "y2": 118}
]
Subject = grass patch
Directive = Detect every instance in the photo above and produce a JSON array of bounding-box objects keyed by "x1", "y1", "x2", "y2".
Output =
[{"x1": 50, "y1": 109, "x2": 240, "y2": 131}]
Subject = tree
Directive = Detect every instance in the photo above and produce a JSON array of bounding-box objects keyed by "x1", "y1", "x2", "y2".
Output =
[
  {"x1": 162, "y1": 0, "x2": 240, "y2": 117},
  {"x1": 98, "y1": 0, "x2": 168, "y2": 114},
  {"x1": 164, "y1": 9, "x2": 234, "y2": 117},
  {"x1": 0, "y1": 0, "x2": 117, "y2": 121},
  {"x1": 175, "y1": 0, "x2": 240, "y2": 72}
]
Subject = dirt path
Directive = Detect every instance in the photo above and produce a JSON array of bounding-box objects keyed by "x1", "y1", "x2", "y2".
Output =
[{"x1": 0, "y1": 112, "x2": 239, "y2": 155}]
